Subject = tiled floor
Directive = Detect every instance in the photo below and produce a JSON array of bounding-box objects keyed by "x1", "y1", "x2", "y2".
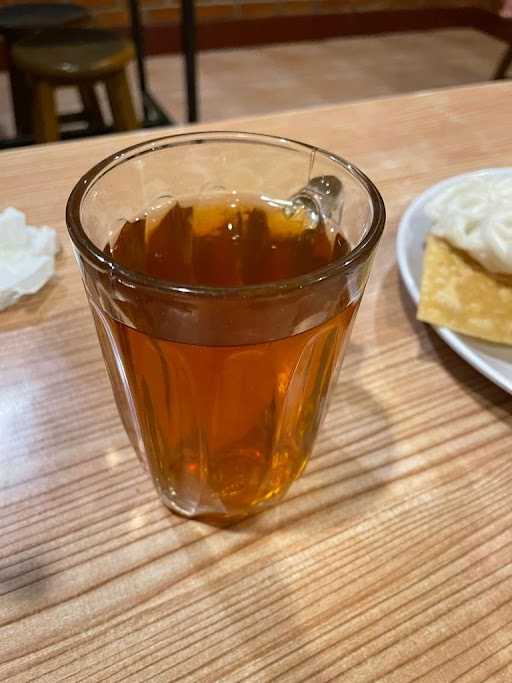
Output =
[{"x1": 0, "y1": 28, "x2": 507, "y2": 138}]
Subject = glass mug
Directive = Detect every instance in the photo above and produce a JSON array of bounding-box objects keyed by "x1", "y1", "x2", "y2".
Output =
[{"x1": 66, "y1": 132, "x2": 385, "y2": 523}]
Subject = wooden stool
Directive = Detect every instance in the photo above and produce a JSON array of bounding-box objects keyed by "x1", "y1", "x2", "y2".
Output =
[
  {"x1": 12, "y1": 28, "x2": 138, "y2": 143},
  {"x1": 0, "y1": 3, "x2": 91, "y2": 137}
]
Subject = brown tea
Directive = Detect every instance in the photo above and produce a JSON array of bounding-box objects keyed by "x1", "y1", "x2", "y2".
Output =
[{"x1": 101, "y1": 195, "x2": 356, "y2": 520}]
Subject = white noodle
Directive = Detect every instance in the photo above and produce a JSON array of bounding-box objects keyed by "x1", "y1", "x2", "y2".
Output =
[{"x1": 426, "y1": 175, "x2": 512, "y2": 275}]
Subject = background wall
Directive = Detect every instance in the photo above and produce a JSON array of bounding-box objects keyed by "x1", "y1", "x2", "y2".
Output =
[{"x1": 0, "y1": 0, "x2": 502, "y2": 30}]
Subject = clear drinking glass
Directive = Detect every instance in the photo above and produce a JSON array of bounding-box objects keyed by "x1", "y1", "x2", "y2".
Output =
[{"x1": 66, "y1": 131, "x2": 385, "y2": 523}]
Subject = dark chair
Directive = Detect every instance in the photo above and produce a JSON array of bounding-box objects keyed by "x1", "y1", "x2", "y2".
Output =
[
  {"x1": 0, "y1": 3, "x2": 91, "y2": 136},
  {"x1": 12, "y1": 28, "x2": 138, "y2": 143}
]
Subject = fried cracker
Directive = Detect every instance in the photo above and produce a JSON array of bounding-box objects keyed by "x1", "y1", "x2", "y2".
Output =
[{"x1": 418, "y1": 235, "x2": 512, "y2": 345}]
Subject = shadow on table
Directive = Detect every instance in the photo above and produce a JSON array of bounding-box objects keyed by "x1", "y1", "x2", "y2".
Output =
[
  {"x1": 173, "y1": 362, "x2": 396, "y2": 680},
  {"x1": 0, "y1": 555, "x2": 52, "y2": 600},
  {"x1": 0, "y1": 276, "x2": 63, "y2": 332},
  {"x1": 160, "y1": 308, "x2": 398, "y2": 679}
]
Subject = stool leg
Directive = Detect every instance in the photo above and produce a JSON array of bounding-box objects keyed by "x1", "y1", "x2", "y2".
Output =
[
  {"x1": 79, "y1": 84, "x2": 104, "y2": 130},
  {"x1": 10, "y1": 64, "x2": 34, "y2": 137},
  {"x1": 105, "y1": 71, "x2": 138, "y2": 132},
  {"x1": 3, "y1": 35, "x2": 33, "y2": 137},
  {"x1": 33, "y1": 80, "x2": 59, "y2": 144},
  {"x1": 494, "y1": 45, "x2": 512, "y2": 80}
]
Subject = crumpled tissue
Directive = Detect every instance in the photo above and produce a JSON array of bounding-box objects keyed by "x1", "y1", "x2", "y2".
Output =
[{"x1": 0, "y1": 207, "x2": 60, "y2": 311}]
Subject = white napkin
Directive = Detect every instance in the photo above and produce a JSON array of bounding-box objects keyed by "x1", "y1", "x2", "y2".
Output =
[{"x1": 0, "y1": 207, "x2": 60, "y2": 311}]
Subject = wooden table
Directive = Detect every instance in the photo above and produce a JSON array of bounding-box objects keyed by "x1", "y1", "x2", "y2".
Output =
[{"x1": 1, "y1": 82, "x2": 512, "y2": 682}]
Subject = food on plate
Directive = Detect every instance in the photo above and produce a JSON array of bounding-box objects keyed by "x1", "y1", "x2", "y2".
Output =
[{"x1": 417, "y1": 175, "x2": 512, "y2": 345}]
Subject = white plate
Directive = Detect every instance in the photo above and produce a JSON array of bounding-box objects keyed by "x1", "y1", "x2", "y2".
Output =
[{"x1": 396, "y1": 168, "x2": 512, "y2": 395}]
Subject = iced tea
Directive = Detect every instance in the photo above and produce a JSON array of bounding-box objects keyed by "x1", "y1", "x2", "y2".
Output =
[{"x1": 100, "y1": 194, "x2": 356, "y2": 519}]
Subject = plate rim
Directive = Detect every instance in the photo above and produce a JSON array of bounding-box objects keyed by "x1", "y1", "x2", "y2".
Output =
[{"x1": 396, "y1": 167, "x2": 512, "y2": 395}]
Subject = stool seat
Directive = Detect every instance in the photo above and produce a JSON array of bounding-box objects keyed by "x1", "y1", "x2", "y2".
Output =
[
  {"x1": 12, "y1": 28, "x2": 134, "y2": 82},
  {"x1": 0, "y1": 3, "x2": 89, "y2": 34},
  {"x1": 0, "y1": 3, "x2": 91, "y2": 137},
  {"x1": 12, "y1": 27, "x2": 138, "y2": 143}
]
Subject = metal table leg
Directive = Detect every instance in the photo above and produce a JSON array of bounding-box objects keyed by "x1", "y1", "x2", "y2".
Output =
[
  {"x1": 127, "y1": 0, "x2": 173, "y2": 126},
  {"x1": 181, "y1": 0, "x2": 198, "y2": 123}
]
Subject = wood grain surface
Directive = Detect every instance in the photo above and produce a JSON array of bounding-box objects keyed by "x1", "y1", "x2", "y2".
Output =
[{"x1": 1, "y1": 82, "x2": 512, "y2": 682}]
